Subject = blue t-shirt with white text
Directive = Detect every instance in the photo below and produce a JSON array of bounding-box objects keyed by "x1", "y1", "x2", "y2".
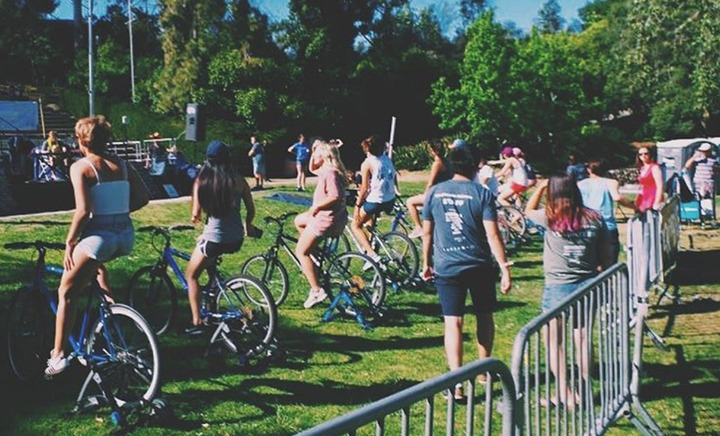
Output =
[{"x1": 423, "y1": 180, "x2": 497, "y2": 277}]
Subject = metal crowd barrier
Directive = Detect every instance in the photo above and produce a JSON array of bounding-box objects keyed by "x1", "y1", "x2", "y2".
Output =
[
  {"x1": 108, "y1": 140, "x2": 144, "y2": 162},
  {"x1": 296, "y1": 357, "x2": 517, "y2": 436},
  {"x1": 510, "y1": 263, "x2": 651, "y2": 435}
]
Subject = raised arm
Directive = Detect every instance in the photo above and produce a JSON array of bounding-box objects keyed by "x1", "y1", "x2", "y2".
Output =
[{"x1": 525, "y1": 179, "x2": 548, "y2": 215}]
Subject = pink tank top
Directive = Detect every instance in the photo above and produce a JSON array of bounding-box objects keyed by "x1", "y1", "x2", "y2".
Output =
[{"x1": 635, "y1": 163, "x2": 659, "y2": 212}]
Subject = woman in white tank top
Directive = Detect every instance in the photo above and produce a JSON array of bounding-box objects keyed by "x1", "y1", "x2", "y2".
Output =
[
  {"x1": 350, "y1": 136, "x2": 396, "y2": 261},
  {"x1": 46, "y1": 117, "x2": 149, "y2": 376}
]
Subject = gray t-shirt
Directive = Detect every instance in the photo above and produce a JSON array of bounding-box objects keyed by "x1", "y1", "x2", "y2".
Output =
[
  {"x1": 250, "y1": 142, "x2": 264, "y2": 164},
  {"x1": 423, "y1": 180, "x2": 497, "y2": 277},
  {"x1": 526, "y1": 208, "x2": 609, "y2": 285}
]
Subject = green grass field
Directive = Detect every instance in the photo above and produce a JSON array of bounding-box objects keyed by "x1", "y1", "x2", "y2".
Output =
[{"x1": 0, "y1": 182, "x2": 718, "y2": 435}]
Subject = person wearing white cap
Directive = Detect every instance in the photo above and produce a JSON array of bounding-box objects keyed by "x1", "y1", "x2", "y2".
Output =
[{"x1": 685, "y1": 142, "x2": 719, "y2": 199}]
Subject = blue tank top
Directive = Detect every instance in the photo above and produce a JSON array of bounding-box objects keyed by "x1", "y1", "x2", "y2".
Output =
[{"x1": 577, "y1": 178, "x2": 616, "y2": 231}]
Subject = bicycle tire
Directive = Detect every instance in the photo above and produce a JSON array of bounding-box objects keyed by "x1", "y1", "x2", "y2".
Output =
[
  {"x1": 7, "y1": 287, "x2": 54, "y2": 381},
  {"x1": 325, "y1": 252, "x2": 386, "y2": 309},
  {"x1": 377, "y1": 231, "x2": 419, "y2": 288},
  {"x1": 86, "y1": 304, "x2": 161, "y2": 405},
  {"x1": 215, "y1": 275, "x2": 277, "y2": 360},
  {"x1": 241, "y1": 255, "x2": 289, "y2": 306},
  {"x1": 127, "y1": 266, "x2": 177, "y2": 336}
]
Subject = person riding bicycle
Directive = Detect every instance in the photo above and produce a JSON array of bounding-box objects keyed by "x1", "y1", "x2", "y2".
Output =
[
  {"x1": 46, "y1": 117, "x2": 150, "y2": 376},
  {"x1": 294, "y1": 140, "x2": 349, "y2": 308},
  {"x1": 406, "y1": 140, "x2": 452, "y2": 239},
  {"x1": 185, "y1": 140, "x2": 260, "y2": 335},
  {"x1": 350, "y1": 136, "x2": 396, "y2": 264},
  {"x1": 496, "y1": 146, "x2": 529, "y2": 206}
]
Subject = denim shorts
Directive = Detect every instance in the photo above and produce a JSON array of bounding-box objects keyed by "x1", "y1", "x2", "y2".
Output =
[
  {"x1": 76, "y1": 214, "x2": 134, "y2": 263},
  {"x1": 541, "y1": 276, "x2": 596, "y2": 311},
  {"x1": 435, "y1": 264, "x2": 498, "y2": 317},
  {"x1": 253, "y1": 160, "x2": 265, "y2": 175},
  {"x1": 362, "y1": 200, "x2": 394, "y2": 216}
]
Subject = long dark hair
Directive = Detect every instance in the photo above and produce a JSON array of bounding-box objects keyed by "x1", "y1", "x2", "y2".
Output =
[
  {"x1": 546, "y1": 174, "x2": 600, "y2": 232},
  {"x1": 197, "y1": 161, "x2": 237, "y2": 217}
]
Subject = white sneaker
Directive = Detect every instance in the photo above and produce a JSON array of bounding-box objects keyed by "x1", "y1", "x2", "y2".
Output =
[
  {"x1": 303, "y1": 289, "x2": 328, "y2": 309},
  {"x1": 408, "y1": 227, "x2": 424, "y2": 239},
  {"x1": 45, "y1": 351, "x2": 69, "y2": 377},
  {"x1": 363, "y1": 254, "x2": 382, "y2": 271}
]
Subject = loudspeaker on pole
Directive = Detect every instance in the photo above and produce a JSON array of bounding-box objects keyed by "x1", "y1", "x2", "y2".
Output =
[{"x1": 185, "y1": 103, "x2": 206, "y2": 142}]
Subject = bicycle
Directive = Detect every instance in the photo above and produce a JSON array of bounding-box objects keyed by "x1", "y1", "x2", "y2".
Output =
[
  {"x1": 126, "y1": 225, "x2": 278, "y2": 365},
  {"x1": 5, "y1": 241, "x2": 161, "y2": 426},
  {"x1": 344, "y1": 208, "x2": 420, "y2": 291},
  {"x1": 241, "y1": 212, "x2": 387, "y2": 329},
  {"x1": 496, "y1": 203, "x2": 528, "y2": 249}
]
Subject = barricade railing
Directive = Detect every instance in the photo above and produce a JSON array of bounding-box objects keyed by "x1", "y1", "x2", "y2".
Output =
[
  {"x1": 108, "y1": 140, "x2": 143, "y2": 162},
  {"x1": 511, "y1": 263, "x2": 639, "y2": 436},
  {"x1": 295, "y1": 357, "x2": 516, "y2": 436}
]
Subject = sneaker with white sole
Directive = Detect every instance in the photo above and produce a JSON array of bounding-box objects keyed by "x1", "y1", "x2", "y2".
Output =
[
  {"x1": 303, "y1": 289, "x2": 328, "y2": 309},
  {"x1": 45, "y1": 351, "x2": 69, "y2": 377}
]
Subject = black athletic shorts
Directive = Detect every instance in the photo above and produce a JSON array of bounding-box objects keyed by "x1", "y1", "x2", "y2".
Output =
[
  {"x1": 435, "y1": 264, "x2": 498, "y2": 317},
  {"x1": 197, "y1": 239, "x2": 242, "y2": 259}
]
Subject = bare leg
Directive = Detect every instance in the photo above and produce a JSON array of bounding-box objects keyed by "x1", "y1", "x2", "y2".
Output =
[
  {"x1": 185, "y1": 246, "x2": 210, "y2": 326},
  {"x1": 95, "y1": 264, "x2": 114, "y2": 304},
  {"x1": 296, "y1": 164, "x2": 302, "y2": 188},
  {"x1": 444, "y1": 315, "x2": 464, "y2": 371},
  {"x1": 296, "y1": 227, "x2": 322, "y2": 291},
  {"x1": 300, "y1": 164, "x2": 307, "y2": 189},
  {"x1": 294, "y1": 212, "x2": 310, "y2": 233},
  {"x1": 475, "y1": 311, "x2": 494, "y2": 359},
  {"x1": 406, "y1": 194, "x2": 425, "y2": 229},
  {"x1": 497, "y1": 185, "x2": 514, "y2": 206},
  {"x1": 350, "y1": 209, "x2": 376, "y2": 257},
  {"x1": 52, "y1": 251, "x2": 101, "y2": 359}
]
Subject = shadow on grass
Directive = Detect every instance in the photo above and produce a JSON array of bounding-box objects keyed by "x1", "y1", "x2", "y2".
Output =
[{"x1": 674, "y1": 249, "x2": 720, "y2": 286}]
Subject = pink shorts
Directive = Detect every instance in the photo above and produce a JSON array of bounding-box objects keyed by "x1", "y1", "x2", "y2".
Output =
[{"x1": 306, "y1": 212, "x2": 347, "y2": 238}]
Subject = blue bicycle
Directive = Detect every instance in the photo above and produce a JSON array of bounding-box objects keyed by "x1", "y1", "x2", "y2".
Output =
[
  {"x1": 5, "y1": 241, "x2": 161, "y2": 424},
  {"x1": 126, "y1": 225, "x2": 278, "y2": 364}
]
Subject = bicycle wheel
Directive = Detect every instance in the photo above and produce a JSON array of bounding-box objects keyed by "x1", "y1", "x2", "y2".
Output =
[
  {"x1": 325, "y1": 252, "x2": 386, "y2": 310},
  {"x1": 376, "y1": 231, "x2": 419, "y2": 288},
  {"x1": 7, "y1": 287, "x2": 53, "y2": 381},
  {"x1": 127, "y1": 266, "x2": 176, "y2": 336},
  {"x1": 241, "y1": 255, "x2": 289, "y2": 306},
  {"x1": 86, "y1": 304, "x2": 161, "y2": 405},
  {"x1": 215, "y1": 275, "x2": 277, "y2": 359},
  {"x1": 498, "y1": 205, "x2": 527, "y2": 237}
]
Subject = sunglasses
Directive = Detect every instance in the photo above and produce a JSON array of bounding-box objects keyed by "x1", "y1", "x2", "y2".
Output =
[{"x1": 638, "y1": 152, "x2": 649, "y2": 156}]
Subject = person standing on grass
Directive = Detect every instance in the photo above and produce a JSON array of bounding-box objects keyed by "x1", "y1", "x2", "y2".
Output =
[
  {"x1": 578, "y1": 159, "x2": 638, "y2": 263},
  {"x1": 185, "y1": 141, "x2": 260, "y2": 334},
  {"x1": 248, "y1": 135, "x2": 265, "y2": 191},
  {"x1": 288, "y1": 133, "x2": 310, "y2": 191},
  {"x1": 406, "y1": 140, "x2": 452, "y2": 239},
  {"x1": 294, "y1": 140, "x2": 349, "y2": 308},
  {"x1": 46, "y1": 117, "x2": 150, "y2": 376},
  {"x1": 524, "y1": 175, "x2": 612, "y2": 409},
  {"x1": 634, "y1": 145, "x2": 664, "y2": 212},
  {"x1": 421, "y1": 146, "x2": 512, "y2": 399}
]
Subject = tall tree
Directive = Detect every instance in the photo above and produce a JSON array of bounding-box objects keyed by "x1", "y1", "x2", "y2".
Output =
[
  {"x1": 535, "y1": 0, "x2": 565, "y2": 33},
  {"x1": 0, "y1": 0, "x2": 56, "y2": 83},
  {"x1": 459, "y1": 0, "x2": 489, "y2": 27}
]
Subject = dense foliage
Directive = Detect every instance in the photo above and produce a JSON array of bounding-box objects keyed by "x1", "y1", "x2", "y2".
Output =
[{"x1": 1, "y1": 0, "x2": 719, "y2": 169}]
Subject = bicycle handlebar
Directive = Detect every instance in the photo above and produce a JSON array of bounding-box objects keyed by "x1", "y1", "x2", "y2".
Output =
[
  {"x1": 137, "y1": 225, "x2": 195, "y2": 234},
  {"x1": 5, "y1": 241, "x2": 66, "y2": 251},
  {"x1": 263, "y1": 212, "x2": 298, "y2": 225}
]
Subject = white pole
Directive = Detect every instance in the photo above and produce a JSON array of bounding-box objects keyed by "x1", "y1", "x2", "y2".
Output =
[
  {"x1": 388, "y1": 116, "x2": 396, "y2": 159},
  {"x1": 88, "y1": 0, "x2": 94, "y2": 115},
  {"x1": 128, "y1": 0, "x2": 136, "y2": 102}
]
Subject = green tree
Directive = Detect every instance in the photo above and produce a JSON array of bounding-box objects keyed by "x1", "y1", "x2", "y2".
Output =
[
  {"x1": 0, "y1": 0, "x2": 57, "y2": 83},
  {"x1": 534, "y1": 0, "x2": 565, "y2": 33}
]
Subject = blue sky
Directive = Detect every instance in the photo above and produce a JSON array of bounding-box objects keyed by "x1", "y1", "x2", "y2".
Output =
[{"x1": 54, "y1": 0, "x2": 591, "y2": 32}]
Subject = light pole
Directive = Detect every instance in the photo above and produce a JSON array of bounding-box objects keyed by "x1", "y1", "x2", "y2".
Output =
[
  {"x1": 88, "y1": 0, "x2": 95, "y2": 115},
  {"x1": 128, "y1": 0, "x2": 136, "y2": 102}
]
